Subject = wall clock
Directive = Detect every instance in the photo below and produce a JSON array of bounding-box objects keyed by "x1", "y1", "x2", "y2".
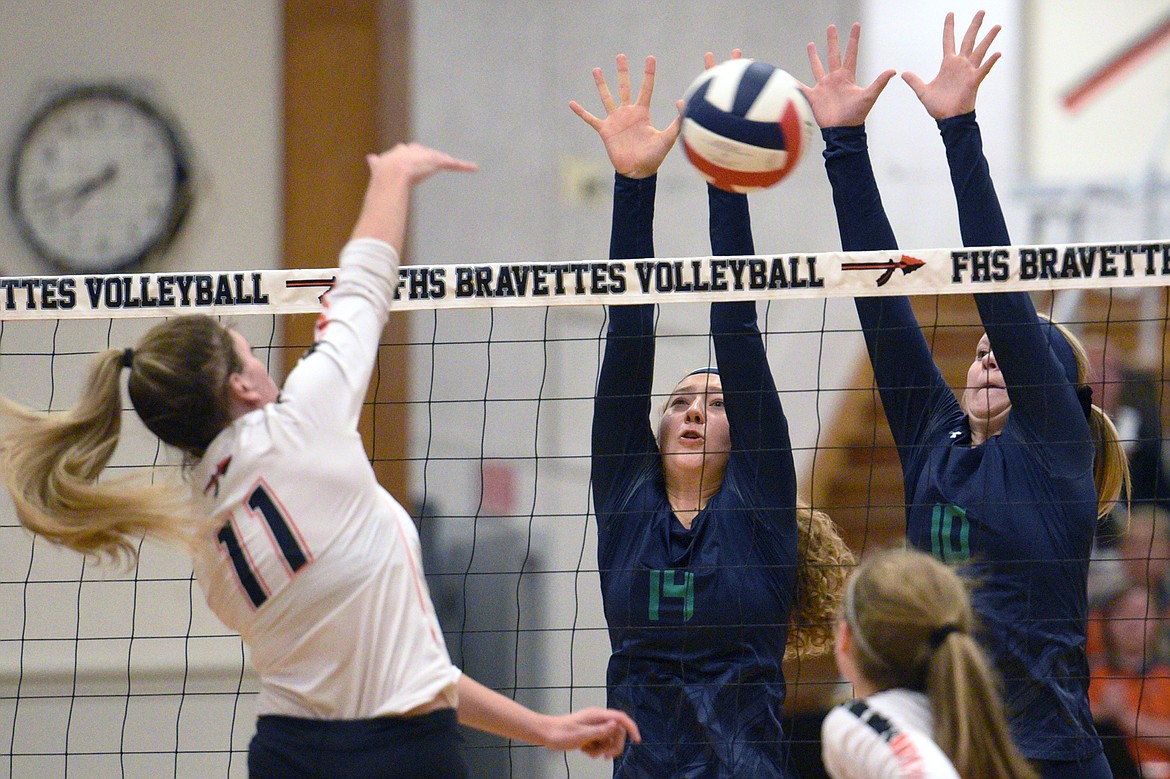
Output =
[{"x1": 7, "y1": 84, "x2": 192, "y2": 273}]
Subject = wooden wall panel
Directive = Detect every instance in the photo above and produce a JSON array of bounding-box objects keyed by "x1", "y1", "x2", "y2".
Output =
[{"x1": 282, "y1": 0, "x2": 412, "y2": 503}]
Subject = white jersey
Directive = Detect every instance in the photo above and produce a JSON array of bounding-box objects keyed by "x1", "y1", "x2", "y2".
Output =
[
  {"x1": 190, "y1": 238, "x2": 460, "y2": 720},
  {"x1": 821, "y1": 689, "x2": 959, "y2": 779}
]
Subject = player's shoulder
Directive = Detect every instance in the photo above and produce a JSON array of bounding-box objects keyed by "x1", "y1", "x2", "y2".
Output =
[
  {"x1": 824, "y1": 694, "x2": 910, "y2": 736},
  {"x1": 823, "y1": 691, "x2": 958, "y2": 779}
]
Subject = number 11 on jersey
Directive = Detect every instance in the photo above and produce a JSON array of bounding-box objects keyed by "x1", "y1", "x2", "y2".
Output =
[{"x1": 216, "y1": 482, "x2": 312, "y2": 608}]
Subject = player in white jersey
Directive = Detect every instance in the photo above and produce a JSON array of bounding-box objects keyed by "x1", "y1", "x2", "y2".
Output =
[
  {"x1": 823, "y1": 547, "x2": 1035, "y2": 779},
  {"x1": 1, "y1": 142, "x2": 638, "y2": 778},
  {"x1": 821, "y1": 689, "x2": 957, "y2": 779}
]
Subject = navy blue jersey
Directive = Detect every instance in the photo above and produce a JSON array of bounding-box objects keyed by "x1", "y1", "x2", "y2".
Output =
[
  {"x1": 823, "y1": 117, "x2": 1102, "y2": 763},
  {"x1": 592, "y1": 174, "x2": 799, "y2": 778}
]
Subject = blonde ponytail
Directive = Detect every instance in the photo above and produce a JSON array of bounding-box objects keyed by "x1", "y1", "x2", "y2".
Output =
[
  {"x1": 1037, "y1": 315, "x2": 1131, "y2": 518},
  {"x1": 1, "y1": 315, "x2": 241, "y2": 564},
  {"x1": 844, "y1": 549, "x2": 1039, "y2": 779},
  {"x1": 1, "y1": 350, "x2": 195, "y2": 564},
  {"x1": 929, "y1": 630, "x2": 1036, "y2": 779},
  {"x1": 1090, "y1": 403, "x2": 1129, "y2": 519}
]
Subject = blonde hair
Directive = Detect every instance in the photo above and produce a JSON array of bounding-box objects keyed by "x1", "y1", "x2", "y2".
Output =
[
  {"x1": 843, "y1": 548, "x2": 1039, "y2": 779},
  {"x1": 1039, "y1": 316, "x2": 1131, "y2": 519},
  {"x1": 0, "y1": 315, "x2": 240, "y2": 564},
  {"x1": 787, "y1": 502, "x2": 854, "y2": 659}
]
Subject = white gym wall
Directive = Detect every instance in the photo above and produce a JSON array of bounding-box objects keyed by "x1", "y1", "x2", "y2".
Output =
[{"x1": 3, "y1": 1, "x2": 1166, "y2": 777}]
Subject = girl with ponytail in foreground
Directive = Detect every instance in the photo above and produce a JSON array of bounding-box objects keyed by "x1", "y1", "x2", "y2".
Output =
[{"x1": 823, "y1": 548, "x2": 1038, "y2": 779}]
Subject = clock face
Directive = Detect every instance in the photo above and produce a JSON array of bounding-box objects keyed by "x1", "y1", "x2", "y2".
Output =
[{"x1": 8, "y1": 85, "x2": 191, "y2": 273}]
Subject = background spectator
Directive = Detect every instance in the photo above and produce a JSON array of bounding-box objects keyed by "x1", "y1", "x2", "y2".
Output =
[{"x1": 1089, "y1": 585, "x2": 1170, "y2": 779}]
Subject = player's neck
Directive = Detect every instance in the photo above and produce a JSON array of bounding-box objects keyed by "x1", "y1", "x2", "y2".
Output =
[
  {"x1": 968, "y1": 408, "x2": 1009, "y2": 446},
  {"x1": 663, "y1": 474, "x2": 721, "y2": 530}
]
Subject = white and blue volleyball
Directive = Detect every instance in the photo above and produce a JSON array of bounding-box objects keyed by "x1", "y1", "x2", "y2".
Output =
[{"x1": 681, "y1": 59, "x2": 815, "y2": 193}]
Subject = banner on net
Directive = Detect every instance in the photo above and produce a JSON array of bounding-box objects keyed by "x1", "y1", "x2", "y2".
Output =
[{"x1": 2, "y1": 239, "x2": 1170, "y2": 319}]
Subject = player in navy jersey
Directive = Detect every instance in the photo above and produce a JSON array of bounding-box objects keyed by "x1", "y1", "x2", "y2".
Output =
[
  {"x1": 571, "y1": 53, "x2": 854, "y2": 778},
  {"x1": 801, "y1": 14, "x2": 1130, "y2": 778},
  {"x1": 0, "y1": 143, "x2": 639, "y2": 778}
]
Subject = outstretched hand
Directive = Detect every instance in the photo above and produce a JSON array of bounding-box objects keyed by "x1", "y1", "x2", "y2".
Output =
[
  {"x1": 351, "y1": 142, "x2": 476, "y2": 247},
  {"x1": 542, "y1": 707, "x2": 641, "y2": 759},
  {"x1": 704, "y1": 49, "x2": 743, "y2": 70},
  {"x1": 802, "y1": 23, "x2": 896, "y2": 128},
  {"x1": 569, "y1": 54, "x2": 683, "y2": 179},
  {"x1": 366, "y1": 142, "x2": 477, "y2": 187},
  {"x1": 903, "y1": 11, "x2": 1001, "y2": 120}
]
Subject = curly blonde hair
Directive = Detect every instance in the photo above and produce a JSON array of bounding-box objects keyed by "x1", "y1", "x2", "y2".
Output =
[{"x1": 786, "y1": 502, "x2": 855, "y2": 659}]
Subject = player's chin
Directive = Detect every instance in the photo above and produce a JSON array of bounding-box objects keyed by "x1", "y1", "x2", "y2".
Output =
[{"x1": 963, "y1": 387, "x2": 1004, "y2": 414}]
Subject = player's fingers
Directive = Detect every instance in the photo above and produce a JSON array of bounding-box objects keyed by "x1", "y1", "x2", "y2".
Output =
[
  {"x1": 972, "y1": 24, "x2": 1001, "y2": 65},
  {"x1": 842, "y1": 22, "x2": 861, "y2": 74},
  {"x1": 569, "y1": 100, "x2": 603, "y2": 130},
  {"x1": 635, "y1": 55, "x2": 656, "y2": 107},
  {"x1": 960, "y1": 10, "x2": 985, "y2": 56},
  {"x1": 942, "y1": 11, "x2": 956, "y2": 55},
  {"x1": 662, "y1": 111, "x2": 683, "y2": 143},
  {"x1": 616, "y1": 53, "x2": 632, "y2": 105},
  {"x1": 975, "y1": 50, "x2": 1002, "y2": 83},
  {"x1": 901, "y1": 71, "x2": 926, "y2": 100},
  {"x1": 807, "y1": 41, "x2": 826, "y2": 81},
  {"x1": 826, "y1": 24, "x2": 842, "y2": 70},
  {"x1": 593, "y1": 67, "x2": 617, "y2": 114},
  {"x1": 865, "y1": 68, "x2": 898, "y2": 100},
  {"x1": 609, "y1": 710, "x2": 640, "y2": 742},
  {"x1": 588, "y1": 723, "x2": 625, "y2": 759},
  {"x1": 576, "y1": 723, "x2": 611, "y2": 752},
  {"x1": 434, "y1": 152, "x2": 477, "y2": 173}
]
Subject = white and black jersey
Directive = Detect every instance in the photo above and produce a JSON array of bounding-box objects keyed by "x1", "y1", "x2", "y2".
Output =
[
  {"x1": 191, "y1": 238, "x2": 460, "y2": 720},
  {"x1": 821, "y1": 689, "x2": 959, "y2": 779}
]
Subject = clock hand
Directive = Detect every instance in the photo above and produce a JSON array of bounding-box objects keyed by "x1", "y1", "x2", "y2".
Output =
[
  {"x1": 73, "y1": 163, "x2": 118, "y2": 201},
  {"x1": 63, "y1": 164, "x2": 119, "y2": 215},
  {"x1": 35, "y1": 163, "x2": 119, "y2": 212}
]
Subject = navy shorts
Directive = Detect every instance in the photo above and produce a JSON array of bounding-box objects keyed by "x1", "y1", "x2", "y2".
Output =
[{"x1": 248, "y1": 708, "x2": 469, "y2": 779}]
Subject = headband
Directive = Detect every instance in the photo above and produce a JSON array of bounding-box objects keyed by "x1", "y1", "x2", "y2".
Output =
[{"x1": 843, "y1": 574, "x2": 891, "y2": 670}]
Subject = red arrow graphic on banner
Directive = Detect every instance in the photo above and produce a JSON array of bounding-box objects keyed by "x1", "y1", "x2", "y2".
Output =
[
  {"x1": 841, "y1": 255, "x2": 926, "y2": 287},
  {"x1": 286, "y1": 277, "x2": 336, "y2": 302}
]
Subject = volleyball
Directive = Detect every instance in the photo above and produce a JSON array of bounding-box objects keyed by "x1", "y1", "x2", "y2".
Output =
[{"x1": 680, "y1": 59, "x2": 815, "y2": 193}]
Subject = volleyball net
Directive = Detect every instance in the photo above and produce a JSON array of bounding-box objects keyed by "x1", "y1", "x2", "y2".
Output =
[{"x1": 2, "y1": 240, "x2": 1168, "y2": 778}]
